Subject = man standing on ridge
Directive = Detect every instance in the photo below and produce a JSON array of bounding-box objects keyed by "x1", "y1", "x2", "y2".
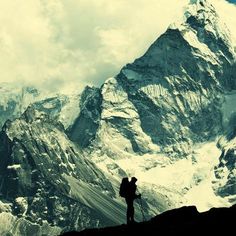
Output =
[{"x1": 124, "y1": 177, "x2": 141, "y2": 224}]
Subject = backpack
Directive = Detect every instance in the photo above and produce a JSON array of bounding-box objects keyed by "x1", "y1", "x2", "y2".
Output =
[{"x1": 119, "y1": 177, "x2": 129, "y2": 198}]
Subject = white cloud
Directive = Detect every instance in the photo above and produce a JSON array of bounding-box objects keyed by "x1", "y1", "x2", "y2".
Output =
[{"x1": 0, "y1": 0, "x2": 235, "y2": 94}]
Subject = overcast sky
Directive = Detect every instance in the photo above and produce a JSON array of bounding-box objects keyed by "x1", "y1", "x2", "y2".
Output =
[{"x1": 0, "y1": 0, "x2": 235, "y2": 94}]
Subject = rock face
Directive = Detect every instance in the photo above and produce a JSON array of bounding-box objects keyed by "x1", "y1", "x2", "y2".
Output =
[
  {"x1": 214, "y1": 127, "x2": 236, "y2": 199},
  {"x1": 67, "y1": 86, "x2": 102, "y2": 148},
  {"x1": 0, "y1": 211, "x2": 61, "y2": 236},
  {"x1": 0, "y1": 104, "x2": 123, "y2": 234},
  {"x1": 69, "y1": 0, "x2": 236, "y2": 157}
]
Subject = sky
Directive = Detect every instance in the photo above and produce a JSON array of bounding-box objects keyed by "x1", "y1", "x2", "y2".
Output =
[{"x1": 0, "y1": 0, "x2": 235, "y2": 94}]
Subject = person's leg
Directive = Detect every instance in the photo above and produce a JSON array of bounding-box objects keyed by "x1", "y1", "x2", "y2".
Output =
[
  {"x1": 126, "y1": 199, "x2": 132, "y2": 224},
  {"x1": 130, "y1": 200, "x2": 134, "y2": 222}
]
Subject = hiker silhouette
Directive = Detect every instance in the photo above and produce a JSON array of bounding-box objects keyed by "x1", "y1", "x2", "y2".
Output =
[{"x1": 120, "y1": 177, "x2": 141, "y2": 224}]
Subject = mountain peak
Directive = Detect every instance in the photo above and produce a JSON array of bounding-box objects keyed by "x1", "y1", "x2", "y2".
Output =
[
  {"x1": 184, "y1": 0, "x2": 234, "y2": 59},
  {"x1": 185, "y1": 0, "x2": 217, "y2": 22},
  {"x1": 190, "y1": 0, "x2": 207, "y2": 6},
  {"x1": 141, "y1": 0, "x2": 235, "y2": 69}
]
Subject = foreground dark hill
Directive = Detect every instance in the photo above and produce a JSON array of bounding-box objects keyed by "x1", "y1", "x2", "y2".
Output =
[{"x1": 62, "y1": 204, "x2": 236, "y2": 236}]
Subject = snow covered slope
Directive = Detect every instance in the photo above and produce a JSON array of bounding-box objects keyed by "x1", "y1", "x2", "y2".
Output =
[{"x1": 214, "y1": 126, "x2": 236, "y2": 201}]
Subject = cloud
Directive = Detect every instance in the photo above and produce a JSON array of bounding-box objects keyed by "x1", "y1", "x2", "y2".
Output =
[{"x1": 0, "y1": 0, "x2": 235, "y2": 94}]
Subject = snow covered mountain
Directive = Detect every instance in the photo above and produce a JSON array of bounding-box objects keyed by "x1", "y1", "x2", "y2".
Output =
[
  {"x1": 71, "y1": 0, "x2": 236, "y2": 157},
  {"x1": 0, "y1": 83, "x2": 83, "y2": 131},
  {"x1": 0, "y1": 0, "x2": 236, "y2": 235},
  {"x1": 68, "y1": 0, "x2": 236, "y2": 210},
  {"x1": 0, "y1": 103, "x2": 130, "y2": 235},
  {"x1": 0, "y1": 84, "x2": 40, "y2": 128}
]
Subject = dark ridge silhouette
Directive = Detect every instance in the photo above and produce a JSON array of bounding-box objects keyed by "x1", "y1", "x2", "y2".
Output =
[{"x1": 61, "y1": 204, "x2": 236, "y2": 236}]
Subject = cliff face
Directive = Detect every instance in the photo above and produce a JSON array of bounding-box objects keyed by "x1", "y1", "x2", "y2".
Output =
[
  {"x1": 67, "y1": 86, "x2": 102, "y2": 148},
  {"x1": 0, "y1": 104, "x2": 126, "y2": 234}
]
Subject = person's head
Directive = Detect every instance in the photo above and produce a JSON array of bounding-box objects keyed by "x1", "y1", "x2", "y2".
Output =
[{"x1": 131, "y1": 177, "x2": 137, "y2": 183}]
